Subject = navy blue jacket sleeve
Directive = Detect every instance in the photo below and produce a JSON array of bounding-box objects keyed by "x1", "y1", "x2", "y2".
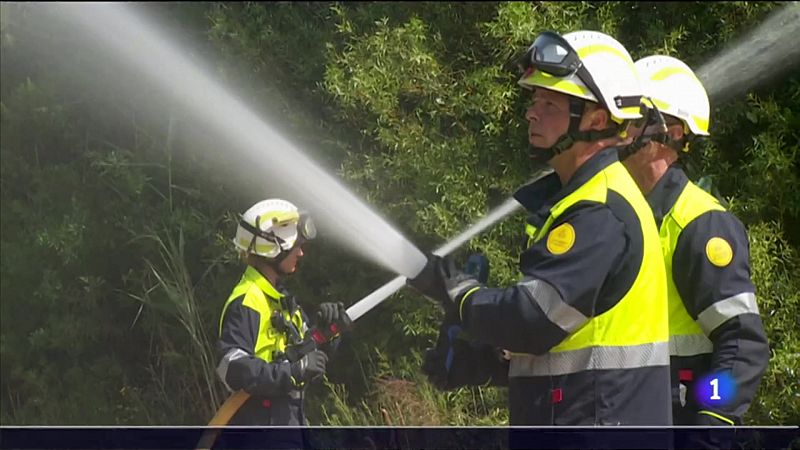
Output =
[
  {"x1": 460, "y1": 202, "x2": 627, "y2": 355},
  {"x1": 217, "y1": 297, "x2": 298, "y2": 396},
  {"x1": 673, "y1": 210, "x2": 769, "y2": 423}
]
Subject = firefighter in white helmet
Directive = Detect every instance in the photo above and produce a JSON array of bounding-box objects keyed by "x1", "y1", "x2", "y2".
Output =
[
  {"x1": 216, "y1": 198, "x2": 348, "y2": 425},
  {"x1": 409, "y1": 30, "x2": 672, "y2": 425},
  {"x1": 620, "y1": 55, "x2": 769, "y2": 428}
]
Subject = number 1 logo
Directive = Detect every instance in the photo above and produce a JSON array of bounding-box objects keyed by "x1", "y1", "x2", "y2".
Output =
[{"x1": 710, "y1": 378, "x2": 721, "y2": 400}]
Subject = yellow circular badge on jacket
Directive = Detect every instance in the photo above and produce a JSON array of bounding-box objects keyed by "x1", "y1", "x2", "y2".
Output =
[
  {"x1": 706, "y1": 237, "x2": 733, "y2": 267},
  {"x1": 546, "y1": 223, "x2": 575, "y2": 255}
]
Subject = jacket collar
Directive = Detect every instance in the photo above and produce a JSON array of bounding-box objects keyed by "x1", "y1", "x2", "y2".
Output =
[
  {"x1": 646, "y1": 164, "x2": 688, "y2": 228},
  {"x1": 243, "y1": 265, "x2": 285, "y2": 300},
  {"x1": 514, "y1": 146, "x2": 620, "y2": 215}
]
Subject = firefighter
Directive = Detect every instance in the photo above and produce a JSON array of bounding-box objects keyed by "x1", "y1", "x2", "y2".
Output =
[
  {"x1": 216, "y1": 198, "x2": 347, "y2": 425},
  {"x1": 620, "y1": 55, "x2": 769, "y2": 427},
  {"x1": 410, "y1": 30, "x2": 672, "y2": 425}
]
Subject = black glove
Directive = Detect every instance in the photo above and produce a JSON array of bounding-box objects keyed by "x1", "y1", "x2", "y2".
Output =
[
  {"x1": 422, "y1": 320, "x2": 468, "y2": 390},
  {"x1": 422, "y1": 346, "x2": 450, "y2": 390},
  {"x1": 464, "y1": 252, "x2": 490, "y2": 284},
  {"x1": 688, "y1": 411, "x2": 738, "y2": 450},
  {"x1": 408, "y1": 254, "x2": 482, "y2": 314},
  {"x1": 694, "y1": 411, "x2": 738, "y2": 426},
  {"x1": 407, "y1": 253, "x2": 450, "y2": 304},
  {"x1": 422, "y1": 324, "x2": 505, "y2": 391},
  {"x1": 316, "y1": 302, "x2": 350, "y2": 328},
  {"x1": 440, "y1": 257, "x2": 482, "y2": 313},
  {"x1": 291, "y1": 349, "x2": 328, "y2": 383}
]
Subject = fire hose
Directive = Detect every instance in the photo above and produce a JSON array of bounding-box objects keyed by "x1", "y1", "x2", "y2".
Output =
[{"x1": 195, "y1": 169, "x2": 553, "y2": 449}]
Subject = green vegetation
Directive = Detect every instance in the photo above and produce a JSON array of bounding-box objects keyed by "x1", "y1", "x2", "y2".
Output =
[{"x1": 1, "y1": 2, "x2": 797, "y2": 425}]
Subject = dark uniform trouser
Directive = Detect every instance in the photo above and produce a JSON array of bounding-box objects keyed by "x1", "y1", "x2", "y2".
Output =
[
  {"x1": 670, "y1": 354, "x2": 713, "y2": 425},
  {"x1": 670, "y1": 355, "x2": 737, "y2": 450},
  {"x1": 224, "y1": 391, "x2": 307, "y2": 449},
  {"x1": 507, "y1": 365, "x2": 672, "y2": 426}
]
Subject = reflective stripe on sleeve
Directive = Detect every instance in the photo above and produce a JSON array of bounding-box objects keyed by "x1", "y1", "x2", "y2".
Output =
[
  {"x1": 518, "y1": 277, "x2": 589, "y2": 333},
  {"x1": 216, "y1": 348, "x2": 249, "y2": 391},
  {"x1": 697, "y1": 292, "x2": 758, "y2": 335}
]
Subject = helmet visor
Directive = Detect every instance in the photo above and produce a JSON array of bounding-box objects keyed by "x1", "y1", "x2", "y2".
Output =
[
  {"x1": 298, "y1": 211, "x2": 317, "y2": 241},
  {"x1": 521, "y1": 31, "x2": 582, "y2": 77}
]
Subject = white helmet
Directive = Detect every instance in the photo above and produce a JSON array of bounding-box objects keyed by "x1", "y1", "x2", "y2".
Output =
[
  {"x1": 635, "y1": 55, "x2": 710, "y2": 136},
  {"x1": 233, "y1": 198, "x2": 316, "y2": 259},
  {"x1": 518, "y1": 30, "x2": 643, "y2": 123}
]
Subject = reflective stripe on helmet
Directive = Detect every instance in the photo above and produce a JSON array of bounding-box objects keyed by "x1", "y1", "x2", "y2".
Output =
[
  {"x1": 259, "y1": 210, "x2": 300, "y2": 227},
  {"x1": 577, "y1": 44, "x2": 637, "y2": 72},
  {"x1": 520, "y1": 70, "x2": 594, "y2": 97},
  {"x1": 652, "y1": 66, "x2": 698, "y2": 82},
  {"x1": 652, "y1": 98, "x2": 671, "y2": 113},
  {"x1": 692, "y1": 115, "x2": 709, "y2": 135},
  {"x1": 236, "y1": 238, "x2": 277, "y2": 255}
]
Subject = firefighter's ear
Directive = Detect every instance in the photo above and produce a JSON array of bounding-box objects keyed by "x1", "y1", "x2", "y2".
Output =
[{"x1": 583, "y1": 103, "x2": 610, "y2": 131}]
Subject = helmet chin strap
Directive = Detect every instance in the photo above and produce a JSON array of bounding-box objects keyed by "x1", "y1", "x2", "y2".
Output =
[
  {"x1": 268, "y1": 251, "x2": 290, "y2": 276},
  {"x1": 619, "y1": 103, "x2": 688, "y2": 161},
  {"x1": 268, "y1": 236, "x2": 307, "y2": 277},
  {"x1": 618, "y1": 134, "x2": 686, "y2": 163},
  {"x1": 250, "y1": 248, "x2": 291, "y2": 281},
  {"x1": 529, "y1": 97, "x2": 618, "y2": 164},
  {"x1": 619, "y1": 129, "x2": 665, "y2": 160},
  {"x1": 243, "y1": 214, "x2": 296, "y2": 277}
]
